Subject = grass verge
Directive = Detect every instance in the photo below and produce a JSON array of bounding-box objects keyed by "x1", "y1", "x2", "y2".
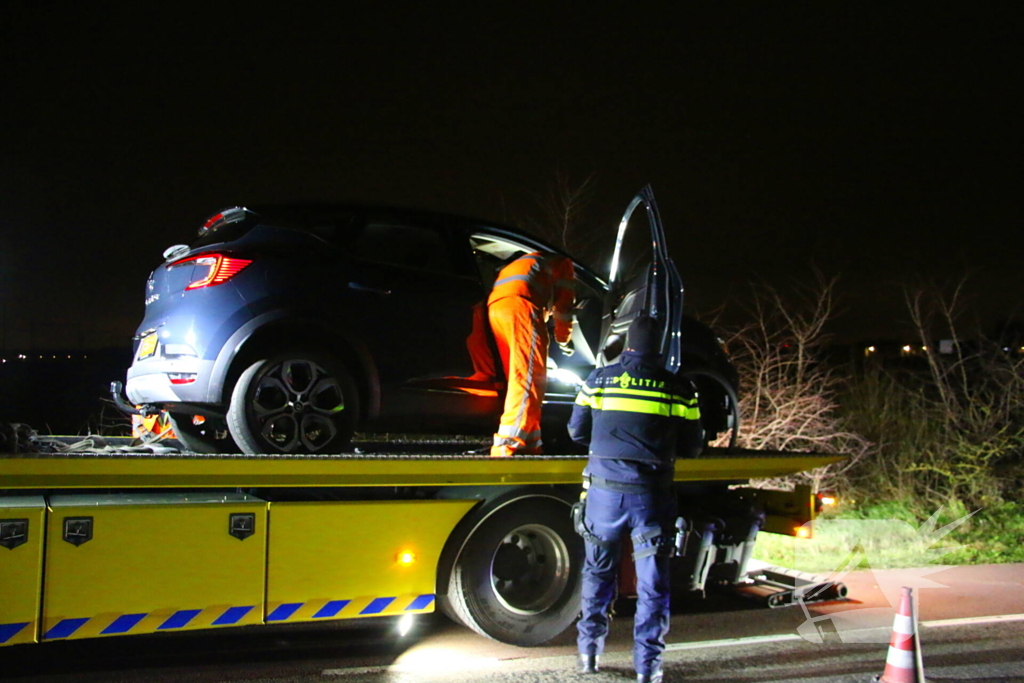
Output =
[{"x1": 753, "y1": 501, "x2": 1024, "y2": 572}]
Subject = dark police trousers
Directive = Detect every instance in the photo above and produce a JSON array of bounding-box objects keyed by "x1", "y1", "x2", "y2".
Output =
[{"x1": 576, "y1": 484, "x2": 675, "y2": 677}]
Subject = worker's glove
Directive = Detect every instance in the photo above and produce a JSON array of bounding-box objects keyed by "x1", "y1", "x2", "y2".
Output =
[{"x1": 559, "y1": 340, "x2": 575, "y2": 357}]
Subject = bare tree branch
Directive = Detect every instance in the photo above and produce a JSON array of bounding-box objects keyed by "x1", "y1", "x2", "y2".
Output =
[{"x1": 713, "y1": 276, "x2": 870, "y2": 492}]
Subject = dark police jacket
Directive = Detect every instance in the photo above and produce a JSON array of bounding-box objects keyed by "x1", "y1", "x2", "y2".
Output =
[{"x1": 568, "y1": 350, "x2": 703, "y2": 486}]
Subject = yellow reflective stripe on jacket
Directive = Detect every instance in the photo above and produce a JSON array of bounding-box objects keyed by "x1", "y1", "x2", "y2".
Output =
[
  {"x1": 574, "y1": 386, "x2": 700, "y2": 419},
  {"x1": 575, "y1": 391, "x2": 595, "y2": 406},
  {"x1": 592, "y1": 386, "x2": 698, "y2": 405},
  {"x1": 588, "y1": 395, "x2": 700, "y2": 419},
  {"x1": 576, "y1": 384, "x2": 699, "y2": 405}
]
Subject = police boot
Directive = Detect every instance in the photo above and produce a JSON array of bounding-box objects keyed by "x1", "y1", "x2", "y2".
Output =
[
  {"x1": 636, "y1": 670, "x2": 663, "y2": 683},
  {"x1": 577, "y1": 653, "x2": 600, "y2": 673}
]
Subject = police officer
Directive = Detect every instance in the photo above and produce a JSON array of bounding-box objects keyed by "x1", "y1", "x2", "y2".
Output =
[{"x1": 570, "y1": 314, "x2": 703, "y2": 683}]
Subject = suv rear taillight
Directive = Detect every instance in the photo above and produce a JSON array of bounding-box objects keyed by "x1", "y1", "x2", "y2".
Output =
[{"x1": 169, "y1": 253, "x2": 253, "y2": 290}]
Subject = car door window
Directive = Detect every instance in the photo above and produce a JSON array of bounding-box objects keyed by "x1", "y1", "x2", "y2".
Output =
[
  {"x1": 599, "y1": 187, "x2": 684, "y2": 371},
  {"x1": 347, "y1": 219, "x2": 483, "y2": 395},
  {"x1": 601, "y1": 203, "x2": 656, "y2": 364},
  {"x1": 356, "y1": 222, "x2": 455, "y2": 274},
  {"x1": 468, "y1": 233, "x2": 534, "y2": 288}
]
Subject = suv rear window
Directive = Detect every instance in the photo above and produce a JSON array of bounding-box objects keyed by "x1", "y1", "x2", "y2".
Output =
[{"x1": 190, "y1": 209, "x2": 358, "y2": 249}]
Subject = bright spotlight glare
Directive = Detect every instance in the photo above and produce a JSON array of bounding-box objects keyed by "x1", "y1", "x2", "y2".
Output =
[
  {"x1": 394, "y1": 645, "x2": 499, "y2": 673},
  {"x1": 549, "y1": 368, "x2": 583, "y2": 386},
  {"x1": 398, "y1": 613, "x2": 414, "y2": 636}
]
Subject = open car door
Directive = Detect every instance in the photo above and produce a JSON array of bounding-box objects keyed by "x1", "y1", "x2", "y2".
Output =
[
  {"x1": 596, "y1": 186, "x2": 740, "y2": 449},
  {"x1": 597, "y1": 185, "x2": 684, "y2": 372}
]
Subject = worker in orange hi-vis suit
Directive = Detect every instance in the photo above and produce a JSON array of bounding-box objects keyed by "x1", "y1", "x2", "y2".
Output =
[{"x1": 487, "y1": 251, "x2": 576, "y2": 457}]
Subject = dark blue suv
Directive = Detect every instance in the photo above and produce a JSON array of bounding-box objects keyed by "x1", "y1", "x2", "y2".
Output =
[{"x1": 120, "y1": 188, "x2": 738, "y2": 454}]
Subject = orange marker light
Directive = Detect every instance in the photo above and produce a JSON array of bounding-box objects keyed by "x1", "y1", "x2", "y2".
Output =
[
  {"x1": 795, "y1": 526, "x2": 811, "y2": 539},
  {"x1": 397, "y1": 551, "x2": 417, "y2": 566}
]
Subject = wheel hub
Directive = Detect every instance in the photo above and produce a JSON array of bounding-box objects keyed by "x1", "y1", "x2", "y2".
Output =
[
  {"x1": 490, "y1": 523, "x2": 570, "y2": 615},
  {"x1": 250, "y1": 358, "x2": 345, "y2": 452}
]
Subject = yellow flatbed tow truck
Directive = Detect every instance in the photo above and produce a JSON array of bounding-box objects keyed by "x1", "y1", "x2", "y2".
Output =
[{"x1": 0, "y1": 449, "x2": 842, "y2": 649}]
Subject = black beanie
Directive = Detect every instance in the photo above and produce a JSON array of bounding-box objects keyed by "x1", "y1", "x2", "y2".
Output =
[{"x1": 626, "y1": 314, "x2": 659, "y2": 354}]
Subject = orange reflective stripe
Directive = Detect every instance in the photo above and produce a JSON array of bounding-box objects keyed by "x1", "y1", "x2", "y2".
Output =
[
  {"x1": 487, "y1": 252, "x2": 545, "y2": 305},
  {"x1": 487, "y1": 252, "x2": 575, "y2": 342},
  {"x1": 488, "y1": 296, "x2": 547, "y2": 456}
]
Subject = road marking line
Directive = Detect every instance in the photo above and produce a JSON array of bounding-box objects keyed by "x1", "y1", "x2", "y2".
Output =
[
  {"x1": 922, "y1": 613, "x2": 1024, "y2": 628},
  {"x1": 664, "y1": 633, "x2": 804, "y2": 652},
  {"x1": 321, "y1": 614, "x2": 1024, "y2": 676},
  {"x1": 323, "y1": 666, "x2": 388, "y2": 676}
]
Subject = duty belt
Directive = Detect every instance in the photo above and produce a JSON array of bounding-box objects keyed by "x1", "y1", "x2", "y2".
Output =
[{"x1": 584, "y1": 473, "x2": 673, "y2": 494}]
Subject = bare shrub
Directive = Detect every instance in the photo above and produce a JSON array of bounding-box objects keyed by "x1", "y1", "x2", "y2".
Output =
[
  {"x1": 713, "y1": 276, "x2": 870, "y2": 492},
  {"x1": 845, "y1": 280, "x2": 1024, "y2": 510}
]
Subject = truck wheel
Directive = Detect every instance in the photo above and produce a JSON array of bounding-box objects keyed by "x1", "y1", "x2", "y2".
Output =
[
  {"x1": 227, "y1": 351, "x2": 359, "y2": 454},
  {"x1": 446, "y1": 496, "x2": 583, "y2": 646},
  {"x1": 168, "y1": 414, "x2": 237, "y2": 454}
]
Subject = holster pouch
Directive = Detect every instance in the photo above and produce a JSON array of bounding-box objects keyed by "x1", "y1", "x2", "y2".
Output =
[
  {"x1": 632, "y1": 516, "x2": 688, "y2": 560},
  {"x1": 571, "y1": 491, "x2": 613, "y2": 549},
  {"x1": 571, "y1": 498, "x2": 586, "y2": 536}
]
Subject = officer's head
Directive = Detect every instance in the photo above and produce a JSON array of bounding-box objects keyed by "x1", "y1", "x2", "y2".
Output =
[{"x1": 625, "y1": 314, "x2": 659, "y2": 355}]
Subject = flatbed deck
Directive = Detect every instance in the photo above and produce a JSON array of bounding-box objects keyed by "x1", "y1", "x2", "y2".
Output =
[{"x1": 0, "y1": 450, "x2": 844, "y2": 489}]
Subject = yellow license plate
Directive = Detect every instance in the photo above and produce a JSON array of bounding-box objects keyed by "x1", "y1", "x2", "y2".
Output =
[{"x1": 137, "y1": 334, "x2": 158, "y2": 360}]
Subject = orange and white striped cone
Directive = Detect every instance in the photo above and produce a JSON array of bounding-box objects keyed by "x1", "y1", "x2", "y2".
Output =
[{"x1": 874, "y1": 586, "x2": 927, "y2": 683}]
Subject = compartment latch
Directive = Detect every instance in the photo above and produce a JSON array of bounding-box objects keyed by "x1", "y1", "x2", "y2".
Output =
[
  {"x1": 63, "y1": 517, "x2": 94, "y2": 546},
  {"x1": 229, "y1": 513, "x2": 256, "y2": 541},
  {"x1": 0, "y1": 519, "x2": 28, "y2": 550}
]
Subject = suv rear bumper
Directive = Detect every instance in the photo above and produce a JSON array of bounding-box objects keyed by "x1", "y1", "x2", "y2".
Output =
[{"x1": 126, "y1": 358, "x2": 218, "y2": 404}]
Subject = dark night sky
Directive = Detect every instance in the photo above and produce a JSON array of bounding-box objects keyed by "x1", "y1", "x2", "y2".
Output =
[{"x1": 1, "y1": 4, "x2": 1021, "y2": 349}]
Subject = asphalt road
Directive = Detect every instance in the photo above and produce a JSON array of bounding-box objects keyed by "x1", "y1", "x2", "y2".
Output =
[{"x1": 4, "y1": 565, "x2": 1023, "y2": 683}]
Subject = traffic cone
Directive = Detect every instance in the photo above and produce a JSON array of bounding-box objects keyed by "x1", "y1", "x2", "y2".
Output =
[{"x1": 874, "y1": 586, "x2": 927, "y2": 683}]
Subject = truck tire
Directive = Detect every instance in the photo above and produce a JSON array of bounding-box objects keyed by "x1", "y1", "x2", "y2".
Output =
[
  {"x1": 167, "y1": 413, "x2": 237, "y2": 454},
  {"x1": 445, "y1": 496, "x2": 583, "y2": 646},
  {"x1": 227, "y1": 350, "x2": 359, "y2": 454}
]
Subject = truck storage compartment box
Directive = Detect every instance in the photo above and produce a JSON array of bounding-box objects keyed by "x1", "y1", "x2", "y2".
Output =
[
  {"x1": 42, "y1": 493, "x2": 267, "y2": 641},
  {"x1": 266, "y1": 499, "x2": 476, "y2": 623},
  {"x1": 0, "y1": 496, "x2": 46, "y2": 646}
]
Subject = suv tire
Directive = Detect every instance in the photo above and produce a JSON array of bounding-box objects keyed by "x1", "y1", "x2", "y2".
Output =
[{"x1": 227, "y1": 350, "x2": 359, "y2": 454}]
